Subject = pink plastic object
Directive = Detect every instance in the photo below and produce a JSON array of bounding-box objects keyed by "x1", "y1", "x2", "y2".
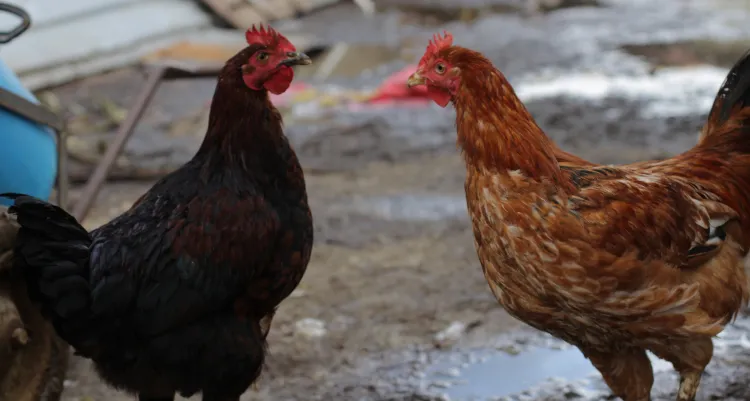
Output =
[{"x1": 367, "y1": 64, "x2": 430, "y2": 104}]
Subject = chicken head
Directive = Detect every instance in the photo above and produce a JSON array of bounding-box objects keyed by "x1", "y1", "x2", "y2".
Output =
[
  {"x1": 241, "y1": 24, "x2": 312, "y2": 95},
  {"x1": 406, "y1": 31, "x2": 461, "y2": 107}
]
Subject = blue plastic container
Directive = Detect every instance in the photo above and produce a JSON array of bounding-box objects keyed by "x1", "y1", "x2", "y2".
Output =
[{"x1": 0, "y1": 58, "x2": 57, "y2": 206}]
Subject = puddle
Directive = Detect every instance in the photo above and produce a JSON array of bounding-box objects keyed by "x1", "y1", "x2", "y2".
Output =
[
  {"x1": 312, "y1": 317, "x2": 750, "y2": 401},
  {"x1": 331, "y1": 194, "x2": 467, "y2": 222},
  {"x1": 398, "y1": 318, "x2": 750, "y2": 401},
  {"x1": 426, "y1": 347, "x2": 597, "y2": 399},
  {"x1": 422, "y1": 345, "x2": 673, "y2": 400}
]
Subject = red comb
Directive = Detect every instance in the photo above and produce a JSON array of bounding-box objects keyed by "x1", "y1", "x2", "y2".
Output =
[
  {"x1": 426, "y1": 31, "x2": 453, "y2": 54},
  {"x1": 245, "y1": 24, "x2": 293, "y2": 49},
  {"x1": 419, "y1": 30, "x2": 453, "y2": 67}
]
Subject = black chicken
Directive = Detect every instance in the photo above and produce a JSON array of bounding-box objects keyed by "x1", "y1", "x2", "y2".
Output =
[{"x1": 2, "y1": 25, "x2": 314, "y2": 401}]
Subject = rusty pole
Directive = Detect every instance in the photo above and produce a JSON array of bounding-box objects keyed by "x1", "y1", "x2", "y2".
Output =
[
  {"x1": 56, "y1": 128, "x2": 68, "y2": 208},
  {"x1": 71, "y1": 66, "x2": 166, "y2": 221}
]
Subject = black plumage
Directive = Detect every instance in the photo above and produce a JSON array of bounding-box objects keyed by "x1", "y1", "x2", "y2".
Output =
[{"x1": 2, "y1": 39, "x2": 313, "y2": 401}]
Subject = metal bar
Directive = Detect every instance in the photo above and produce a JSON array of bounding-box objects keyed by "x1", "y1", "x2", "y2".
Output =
[
  {"x1": 0, "y1": 87, "x2": 63, "y2": 131},
  {"x1": 56, "y1": 129, "x2": 68, "y2": 209},
  {"x1": 71, "y1": 66, "x2": 166, "y2": 221},
  {"x1": 161, "y1": 64, "x2": 224, "y2": 81}
]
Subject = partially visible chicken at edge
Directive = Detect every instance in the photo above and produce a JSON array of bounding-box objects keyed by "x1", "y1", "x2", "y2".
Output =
[{"x1": 408, "y1": 31, "x2": 750, "y2": 401}]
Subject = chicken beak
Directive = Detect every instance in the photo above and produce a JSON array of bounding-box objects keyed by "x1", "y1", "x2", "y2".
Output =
[
  {"x1": 406, "y1": 71, "x2": 426, "y2": 88},
  {"x1": 279, "y1": 52, "x2": 312, "y2": 67}
]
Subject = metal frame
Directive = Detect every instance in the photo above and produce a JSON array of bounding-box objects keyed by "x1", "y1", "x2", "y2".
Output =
[
  {"x1": 0, "y1": 87, "x2": 69, "y2": 209},
  {"x1": 0, "y1": 3, "x2": 67, "y2": 206},
  {"x1": 0, "y1": 62, "x2": 222, "y2": 222},
  {"x1": 0, "y1": 3, "x2": 31, "y2": 44},
  {"x1": 71, "y1": 63, "x2": 223, "y2": 221}
]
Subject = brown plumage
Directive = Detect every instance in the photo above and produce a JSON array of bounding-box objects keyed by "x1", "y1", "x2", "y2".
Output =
[
  {"x1": 0, "y1": 207, "x2": 67, "y2": 401},
  {"x1": 2, "y1": 25, "x2": 313, "y2": 401},
  {"x1": 408, "y1": 31, "x2": 750, "y2": 401}
]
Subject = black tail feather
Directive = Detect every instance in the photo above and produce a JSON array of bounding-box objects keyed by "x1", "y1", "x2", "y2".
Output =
[
  {"x1": 702, "y1": 47, "x2": 750, "y2": 143},
  {"x1": 715, "y1": 48, "x2": 750, "y2": 123},
  {"x1": 3, "y1": 193, "x2": 95, "y2": 354}
]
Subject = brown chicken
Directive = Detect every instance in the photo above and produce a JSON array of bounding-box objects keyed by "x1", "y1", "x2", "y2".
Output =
[{"x1": 407, "y1": 31, "x2": 750, "y2": 401}]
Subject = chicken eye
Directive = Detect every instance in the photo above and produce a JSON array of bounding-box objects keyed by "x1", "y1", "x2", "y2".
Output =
[
  {"x1": 435, "y1": 63, "x2": 446, "y2": 74},
  {"x1": 256, "y1": 52, "x2": 269, "y2": 62}
]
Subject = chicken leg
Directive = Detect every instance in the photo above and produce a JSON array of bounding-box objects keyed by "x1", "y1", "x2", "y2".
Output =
[
  {"x1": 650, "y1": 338, "x2": 712, "y2": 401},
  {"x1": 583, "y1": 348, "x2": 653, "y2": 401}
]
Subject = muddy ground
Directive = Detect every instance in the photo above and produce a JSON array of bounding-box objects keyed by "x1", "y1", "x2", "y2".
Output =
[{"x1": 37, "y1": 0, "x2": 750, "y2": 400}]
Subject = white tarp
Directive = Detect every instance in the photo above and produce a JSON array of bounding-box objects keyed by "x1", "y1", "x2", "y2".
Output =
[{"x1": 0, "y1": 0, "x2": 215, "y2": 89}]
